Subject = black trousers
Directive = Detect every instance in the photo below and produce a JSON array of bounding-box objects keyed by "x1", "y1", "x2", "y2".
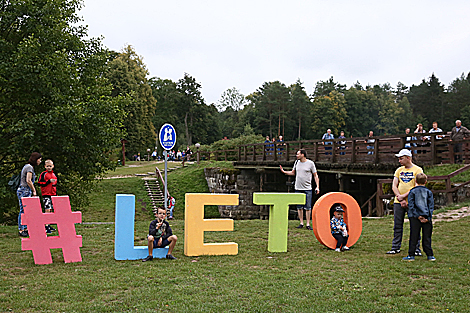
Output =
[
  {"x1": 408, "y1": 217, "x2": 433, "y2": 257},
  {"x1": 454, "y1": 143, "x2": 463, "y2": 164},
  {"x1": 333, "y1": 233, "x2": 349, "y2": 249}
]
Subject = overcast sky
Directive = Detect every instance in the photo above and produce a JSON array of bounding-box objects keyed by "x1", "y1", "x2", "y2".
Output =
[{"x1": 80, "y1": 0, "x2": 470, "y2": 104}]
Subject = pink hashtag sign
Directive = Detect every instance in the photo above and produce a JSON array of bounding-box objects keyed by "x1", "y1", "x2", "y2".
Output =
[{"x1": 21, "y1": 196, "x2": 82, "y2": 264}]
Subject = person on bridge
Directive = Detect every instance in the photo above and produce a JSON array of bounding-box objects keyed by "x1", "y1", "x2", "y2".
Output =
[
  {"x1": 387, "y1": 149, "x2": 423, "y2": 255},
  {"x1": 279, "y1": 149, "x2": 320, "y2": 230},
  {"x1": 365, "y1": 130, "x2": 375, "y2": 155},
  {"x1": 428, "y1": 122, "x2": 444, "y2": 140},
  {"x1": 322, "y1": 129, "x2": 334, "y2": 155},
  {"x1": 450, "y1": 120, "x2": 470, "y2": 164}
]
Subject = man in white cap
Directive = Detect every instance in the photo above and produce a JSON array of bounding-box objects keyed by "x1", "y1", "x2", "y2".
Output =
[{"x1": 386, "y1": 149, "x2": 423, "y2": 255}]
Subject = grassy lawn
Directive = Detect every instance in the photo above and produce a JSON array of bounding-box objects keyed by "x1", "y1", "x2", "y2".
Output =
[
  {"x1": 1, "y1": 217, "x2": 469, "y2": 312},
  {"x1": 424, "y1": 164, "x2": 470, "y2": 183},
  {"x1": 2, "y1": 161, "x2": 470, "y2": 312}
]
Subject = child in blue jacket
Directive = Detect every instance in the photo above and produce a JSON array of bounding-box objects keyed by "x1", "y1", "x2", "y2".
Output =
[
  {"x1": 403, "y1": 173, "x2": 436, "y2": 261},
  {"x1": 330, "y1": 205, "x2": 349, "y2": 252}
]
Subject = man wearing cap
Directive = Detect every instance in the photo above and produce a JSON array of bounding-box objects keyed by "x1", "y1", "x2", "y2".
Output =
[
  {"x1": 387, "y1": 149, "x2": 423, "y2": 255},
  {"x1": 280, "y1": 149, "x2": 320, "y2": 230}
]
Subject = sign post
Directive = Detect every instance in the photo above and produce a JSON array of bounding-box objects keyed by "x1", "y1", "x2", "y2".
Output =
[{"x1": 159, "y1": 124, "x2": 176, "y2": 214}]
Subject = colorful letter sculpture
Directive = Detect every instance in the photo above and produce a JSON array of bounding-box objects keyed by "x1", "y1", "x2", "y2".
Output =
[
  {"x1": 312, "y1": 192, "x2": 362, "y2": 250},
  {"x1": 114, "y1": 194, "x2": 168, "y2": 260},
  {"x1": 253, "y1": 193, "x2": 306, "y2": 252},
  {"x1": 184, "y1": 193, "x2": 239, "y2": 256},
  {"x1": 21, "y1": 196, "x2": 82, "y2": 264}
]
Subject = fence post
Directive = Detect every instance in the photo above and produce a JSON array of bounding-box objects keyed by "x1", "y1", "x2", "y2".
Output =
[
  {"x1": 286, "y1": 143, "x2": 290, "y2": 162},
  {"x1": 376, "y1": 181, "x2": 383, "y2": 216},
  {"x1": 450, "y1": 142, "x2": 455, "y2": 164},
  {"x1": 374, "y1": 138, "x2": 379, "y2": 164},
  {"x1": 351, "y1": 140, "x2": 357, "y2": 163},
  {"x1": 225, "y1": 151, "x2": 228, "y2": 161},
  {"x1": 252, "y1": 145, "x2": 256, "y2": 162},
  {"x1": 262, "y1": 144, "x2": 267, "y2": 161},
  {"x1": 244, "y1": 146, "x2": 247, "y2": 161},
  {"x1": 238, "y1": 146, "x2": 241, "y2": 161},
  {"x1": 431, "y1": 135, "x2": 437, "y2": 164},
  {"x1": 314, "y1": 142, "x2": 319, "y2": 162},
  {"x1": 446, "y1": 176, "x2": 453, "y2": 204},
  {"x1": 332, "y1": 141, "x2": 337, "y2": 163}
]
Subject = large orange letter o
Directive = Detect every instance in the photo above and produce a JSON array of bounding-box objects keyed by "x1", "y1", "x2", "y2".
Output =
[{"x1": 312, "y1": 192, "x2": 362, "y2": 250}]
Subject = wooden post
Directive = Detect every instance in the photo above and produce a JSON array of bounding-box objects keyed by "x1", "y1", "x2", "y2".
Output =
[
  {"x1": 252, "y1": 145, "x2": 256, "y2": 162},
  {"x1": 376, "y1": 181, "x2": 383, "y2": 216},
  {"x1": 431, "y1": 135, "x2": 437, "y2": 164},
  {"x1": 225, "y1": 150, "x2": 228, "y2": 161},
  {"x1": 332, "y1": 141, "x2": 337, "y2": 163},
  {"x1": 238, "y1": 146, "x2": 241, "y2": 161},
  {"x1": 446, "y1": 176, "x2": 453, "y2": 204},
  {"x1": 314, "y1": 142, "x2": 319, "y2": 162},
  {"x1": 215, "y1": 152, "x2": 218, "y2": 161},
  {"x1": 262, "y1": 143, "x2": 267, "y2": 161},
  {"x1": 244, "y1": 146, "x2": 247, "y2": 161},
  {"x1": 286, "y1": 143, "x2": 290, "y2": 162},
  {"x1": 351, "y1": 140, "x2": 357, "y2": 163},
  {"x1": 450, "y1": 142, "x2": 455, "y2": 164},
  {"x1": 374, "y1": 138, "x2": 379, "y2": 164},
  {"x1": 400, "y1": 136, "x2": 406, "y2": 148}
]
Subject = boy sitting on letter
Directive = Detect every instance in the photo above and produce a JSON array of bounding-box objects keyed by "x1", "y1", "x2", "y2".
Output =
[
  {"x1": 330, "y1": 205, "x2": 350, "y2": 252},
  {"x1": 142, "y1": 207, "x2": 177, "y2": 261}
]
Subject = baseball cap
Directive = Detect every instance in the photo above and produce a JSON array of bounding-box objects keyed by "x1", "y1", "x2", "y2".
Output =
[
  {"x1": 334, "y1": 205, "x2": 344, "y2": 212},
  {"x1": 395, "y1": 149, "x2": 412, "y2": 158}
]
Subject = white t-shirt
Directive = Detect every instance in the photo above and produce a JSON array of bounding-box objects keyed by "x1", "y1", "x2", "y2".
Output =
[{"x1": 294, "y1": 159, "x2": 317, "y2": 190}]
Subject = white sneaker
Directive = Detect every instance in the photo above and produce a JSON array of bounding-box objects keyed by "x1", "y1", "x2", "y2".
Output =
[
  {"x1": 342, "y1": 246, "x2": 350, "y2": 251},
  {"x1": 335, "y1": 248, "x2": 341, "y2": 252}
]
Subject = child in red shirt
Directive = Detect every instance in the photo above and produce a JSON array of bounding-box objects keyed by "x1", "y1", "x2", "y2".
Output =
[{"x1": 38, "y1": 159, "x2": 58, "y2": 233}]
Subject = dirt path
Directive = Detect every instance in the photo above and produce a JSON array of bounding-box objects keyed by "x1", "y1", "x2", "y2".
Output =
[{"x1": 432, "y1": 206, "x2": 470, "y2": 222}]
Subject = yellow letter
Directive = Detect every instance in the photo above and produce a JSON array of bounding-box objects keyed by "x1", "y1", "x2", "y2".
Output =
[{"x1": 184, "y1": 194, "x2": 239, "y2": 256}]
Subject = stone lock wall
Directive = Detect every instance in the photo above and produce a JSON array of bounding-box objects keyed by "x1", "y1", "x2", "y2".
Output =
[{"x1": 204, "y1": 168, "x2": 269, "y2": 219}]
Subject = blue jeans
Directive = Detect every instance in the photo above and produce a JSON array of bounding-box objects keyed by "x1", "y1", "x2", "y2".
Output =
[
  {"x1": 17, "y1": 186, "x2": 32, "y2": 231},
  {"x1": 295, "y1": 190, "x2": 313, "y2": 211}
]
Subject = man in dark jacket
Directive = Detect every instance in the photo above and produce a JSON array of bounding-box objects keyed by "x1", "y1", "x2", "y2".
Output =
[
  {"x1": 450, "y1": 119, "x2": 470, "y2": 163},
  {"x1": 142, "y1": 207, "x2": 178, "y2": 261}
]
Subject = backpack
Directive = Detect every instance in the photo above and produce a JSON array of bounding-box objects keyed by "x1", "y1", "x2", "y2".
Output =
[{"x1": 7, "y1": 173, "x2": 21, "y2": 193}]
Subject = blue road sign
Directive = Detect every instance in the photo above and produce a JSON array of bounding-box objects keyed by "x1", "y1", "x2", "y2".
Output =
[{"x1": 159, "y1": 123, "x2": 177, "y2": 150}]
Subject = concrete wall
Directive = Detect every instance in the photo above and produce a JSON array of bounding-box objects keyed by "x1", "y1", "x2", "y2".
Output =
[{"x1": 204, "y1": 168, "x2": 270, "y2": 219}]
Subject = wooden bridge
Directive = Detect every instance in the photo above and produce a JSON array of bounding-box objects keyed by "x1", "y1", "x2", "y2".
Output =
[{"x1": 200, "y1": 132, "x2": 468, "y2": 166}]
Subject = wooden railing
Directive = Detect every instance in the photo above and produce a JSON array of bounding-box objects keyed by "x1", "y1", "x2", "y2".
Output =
[
  {"x1": 372, "y1": 164, "x2": 470, "y2": 216},
  {"x1": 198, "y1": 132, "x2": 470, "y2": 166}
]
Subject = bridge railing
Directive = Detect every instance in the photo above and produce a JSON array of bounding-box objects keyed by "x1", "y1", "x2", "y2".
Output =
[
  {"x1": 200, "y1": 132, "x2": 470, "y2": 165},
  {"x1": 373, "y1": 164, "x2": 470, "y2": 216}
]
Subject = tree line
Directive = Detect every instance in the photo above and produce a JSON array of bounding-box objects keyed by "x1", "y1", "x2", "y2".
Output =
[{"x1": 2, "y1": 0, "x2": 470, "y2": 222}]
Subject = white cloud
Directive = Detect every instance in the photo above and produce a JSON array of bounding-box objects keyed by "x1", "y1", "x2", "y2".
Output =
[{"x1": 80, "y1": 0, "x2": 470, "y2": 102}]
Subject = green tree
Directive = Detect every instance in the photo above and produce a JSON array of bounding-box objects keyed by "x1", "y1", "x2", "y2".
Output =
[
  {"x1": 149, "y1": 77, "x2": 180, "y2": 152},
  {"x1": 311, "y1": 91, "x2": 347, "y2": 138},
  {"x1": 343, "y1": 87, "x2": 379, "y2": 137},
  {"x1": 289, "y1": 79, "x2": 312, "y2": 140},
  {"x1": 216, "y1": 87, "x2": 247, "y2": 138},
  {"x1": 0, "y1": 0, "x2": 125, "y2": 222},
  {"x1": 446, "y1": 73, "x2": 470, "y2": 129},
  {"x1": 106, "y1": 45, "x2": 156, "y2": 156},
  {"x1": 249, "y1": 81, "x2": 290, "y2": 138},
  {"x1": 312, "y1": 76, "x2": 347, "y2": 97},
  {"x1": 176, "y1": 73, "x2": 206, "y2": 146},
  {"x1": 408, "y1": 73, "x2": 445, "y2": 129}
]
